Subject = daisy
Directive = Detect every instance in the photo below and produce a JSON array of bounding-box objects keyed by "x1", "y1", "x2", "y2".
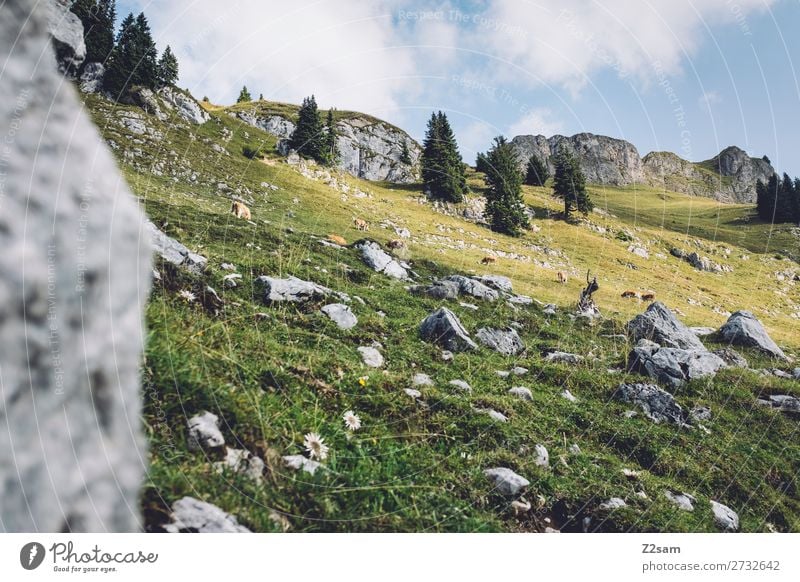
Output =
[
  {"x1": 342, "y1": 410, "x2": 362, "y2": 431},
  {"x1": 178, "y1": 289, "x2": 196, "y2": 303},
  {"x1": 303, "y1": 432, "x2": 329, "y2": 461}
]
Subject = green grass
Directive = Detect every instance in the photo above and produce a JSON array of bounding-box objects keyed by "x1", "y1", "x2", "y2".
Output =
[{"x1": 83, "y1": 92, "x2": 800, "y2": 533}]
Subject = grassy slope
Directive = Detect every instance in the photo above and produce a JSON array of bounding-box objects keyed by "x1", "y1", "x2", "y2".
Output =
[{"x1": 83, "y1": 93, "x2": 800, "y2": 533}]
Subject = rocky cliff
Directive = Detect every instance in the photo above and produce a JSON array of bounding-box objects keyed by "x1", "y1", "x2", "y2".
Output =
[
  {"x1": 511, "y1": 133, "x2": 774, "y2": 203},
  {"x1": 231, "y1": 106, "x2": 421, "y2": 183}
]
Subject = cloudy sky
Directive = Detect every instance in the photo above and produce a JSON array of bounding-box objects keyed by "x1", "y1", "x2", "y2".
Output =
[{"x1": 120, "y1": 0, "x2": 800, "y2": 175}]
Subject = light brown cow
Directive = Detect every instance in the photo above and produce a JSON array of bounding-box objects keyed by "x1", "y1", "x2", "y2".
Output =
[
  {"x1": 353, "y1": 218, "x2": 369, "y2": 231},
  {"x1": 556, "y1": 271, "x2": 568, "y2": 284},
  {"x1": 621, "y1": 290, "x2": 640, "y2": 299},
  {"x1": 328, "y1": 234, "x2": 348, "y2": 246},
  {"x1": 480, "y1": 256, "x2": 497, "y2": 265},
  {"x1": 386, "y1": 239, "x2": 406, "y2": 250},
  {"x1": 231, "y1": 201, "x2": 251, "y2": 220}
]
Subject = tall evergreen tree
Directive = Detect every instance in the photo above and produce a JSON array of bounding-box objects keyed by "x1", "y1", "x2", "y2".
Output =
[
  {"x1": 103, "y1": 12, "x2": 157, "y2": 97},
  {"x1": 552, "y1": 146, "x2": 592, "y2": 218},
  {"x1": 420, "y1": 111, "x2": 466, "y2": 203},
  {"x1": 288, "y1": 95, "x2": 325, "y2": 162},
  {"x1": 399, "y1": 140, "x2": 412, "y2": 165},
  {"x1": 156, "y1": 45, "x2": 179, "y2": 88},
  {"x1": 321, "y1": 108, "x2": 340, "y2": 167},
  {"x1": 525, "y1": 154, "x2": 549, "y2": 187},
  {"x1": 259, "y1": 93, "x2": 264, "y2": 101},
  {"x1": 70, "y1": 0, "x2": 116, "y2": 68},
  {"x1": 237, "y1": 86, "x2": 252, "y2": 103},
  {"x1": 482, "y1": 136, "x2": 529, "y2": 236},
  {"x1": 475, "y1": 151, "x2": 490, "y2": 174}
]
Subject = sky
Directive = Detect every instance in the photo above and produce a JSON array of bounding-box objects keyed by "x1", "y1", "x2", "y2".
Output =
[{"x1": 119, "y1": 0, "x2": 800, "y2": 175}]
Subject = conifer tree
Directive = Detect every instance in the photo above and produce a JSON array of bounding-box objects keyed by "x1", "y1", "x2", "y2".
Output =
[
  {"x1": 156, "y1": 45, "x2": 179, "y2": 88},
  {"x1": 483, "y1": 136, "x2": 529, "y2": 236},
  {"x1": 259, "y1": 93, "x2": 264, "y2": 101},
  {"x1": 288, "y1": 95, "x2": 325, "y2": 162},
  {"x1": 103, "y1": 12, "x2": 157, "y2": 97},
  {"x1": 421, "y1": 111, "x2": 466, "y2": 203},
  {"x1": 475, "y1": 151, "x2": 490, "y2": 174},
  {"x1": 237, "y1": 86, "x2": 252, "y2": 103},
  {"x1": 70, "y1": 0, "x2": 116, "y2": 69},
  {"x1": 322, "y1": 108, "x2": 340, "y2": 167},
  {"x1": 525, "y1": 154, "x2": 549, "y2": 187},
  {"x1": 552, "y1": 146, "x2": 592, "y2": 218},
  {"x1": 399, "y1": 140, "x2": 412, "y2": 165}
]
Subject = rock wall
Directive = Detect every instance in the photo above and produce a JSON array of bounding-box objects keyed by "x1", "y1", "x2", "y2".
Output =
[
  {"x1": 233, "y1": 110, "x2": 421, "y2": 183},
  {"x1": 43, "y1": 0, "x2": 86, "y2": 74},
  {"x1": 0, "y1": 0, "x2": 151, "y2": 532}
]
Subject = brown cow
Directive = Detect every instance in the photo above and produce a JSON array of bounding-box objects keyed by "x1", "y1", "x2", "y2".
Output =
[
  {"x1": 556, "y1": 271, "x2": 568, "y2": 284},
  {"x1": 641, "y1": 292, "x2": 656, "y2": 302},
  {"x1": 353, "y1": 218, "x2": 369, "y2": 231},
  {"x1": 328, "y1": 234, "x2": 348, "y2": 246},
  {"x1": 386, "y1": 239, "x2": 406, "y2": 250},
  {"x1": 480, "y1": 256, "x2": 497, "y2": 265},
  {"x1": 231, "y1": 201, "x2": 251, "y2": 220},
  {"x1": 621, "y1": 290, "x2": 640, "y2": 299}
]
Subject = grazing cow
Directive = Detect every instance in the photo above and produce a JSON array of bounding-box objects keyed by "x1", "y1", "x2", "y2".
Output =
[
  {"x1": 231, "y1": 201, "x2": 251, "y2": 220},
  {"x1": 386, "y1": 239, "x2": 406, "y2": 250},
  {"x1": 641, "y1": 292, "x2": 656, "y2": 301},
  {"x1": 621, "y1": 290, "x2": 640, "y2": 299},
  {"x1": 481, "y1": 256, "x2": 497, "y2": 265},
  {"x1": 328, "y1": 234, "x2": 348, "y2": 246},
  {"x1": 556, "y1": 271, "x2": 568, "y2": 284},
  {"x1": 353, "y1": 218, "x2": 369, "y2": 231}
]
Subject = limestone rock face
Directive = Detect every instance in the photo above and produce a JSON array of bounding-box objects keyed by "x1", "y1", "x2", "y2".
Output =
[
  {"x1": 0, "y1": 0, "x2": 151, "y2": 532},
  {"x1": 44, "y1": 0, "x2": 86, "y2": 74},
  {"x1": 159, "y1": 86, "x2": 209, "y2": 125}
]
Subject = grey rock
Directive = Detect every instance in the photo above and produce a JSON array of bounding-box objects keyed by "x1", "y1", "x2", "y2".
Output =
[
  {"x1": 164, "y1": 497, "x2": 250, "y2": 533},
  {"x1": 484, "y1": 467, "x2": 530, "y2": 497},
  {"x1": 508, "y1": 386, "x2": 533, "y2": 401},
  {"x1": 757, "y1": 395, "x2": 800, "y2": 413},
  {"x1": 507, "y1": 294, "x2": 533, "y2": 305},
  {"x1": 569, "y1": 444, "x2": 582, "y2": 454},
  {"x1": 496, "y1": 370, "x2": 511, "y2": 378},
  {"x1": 614, "y1": 383, "x2": 686, "y2": 425},
  {"x1": 45, "y1": 0, "x2": 86, "y2": 73},
  {"x1": 415, "y1": 279, "x2": 460, "y2": 300},
  {"x1": 713, "y1": 347, "x2": 748, "y2": 368},
  {"x1": 187, "y1": 412, "x2": 225, "y2": 451},
  {"x1": 512, "y1": 366, "x2": 529, "y2": 376},
  {"x1": 481, "y1": 408, "x2": 508, "y2": 422},
  {"x1": 159, "y1": 86, "x2": 209, "y2": 125},
  {"x1": 627, "y1": 302, "x2": 706, "y2": 350},
  {"x1": 214, "y1": 448, "x2": 265, "y2": 483},
  {"x1": 412, "y1": 373, "x2": 434, "y2": 387},
  {"x1": 358, "y1": 346, "x2": 384, "y2": 368},
  {"x1": 443, "y1": 275, "x2": 500, "y2": 301},
  {"x1": 710, "y1": 500, "x2": 739, "y2": 532},
  {"x1": 449, "y1": 379, "x2": 472, "y2": 392},
  {"x1": 355, "y1": 240, "x2": 408, "y2": 279},
  {"x1": 629, "y1": 342, "x2": 726, "y2": 389},
  {"x1": 544, "y1": 351, "x2": 583, "y2": 365},
  {"x1": 474, "y1": 274, "x2": 514, "y2": 293},
  {"x1": 78, "y1": 62, "x2": 104, "y2": 93},
  {"x1": 561, "y1": 389, "x2": 578, "y2": 402},
  {"x1": 256, "y1": 275, "x2": 331, "y2": 303},
  {"x1": 533, "y1": 444, "x2": 549, "y2": 468},
  {"x1": 419, "y1": 307, "x2": 478, "y2": 352},
  {"x1": 690, "y1": 406, "x2": 712, "y2": 422},
  {"x1": 690, "y1": 327, "x2": 716, "y2": 337},
  {"x1": 718, "y1": 310, "x2": 787, "y2": 360},
  {"x1": 794, "y1": 368, "x2": 800, "y2": 380},
  {"x1": 543, "y1": 304, "x2": 557, "y2": 316},
  {"x1": 599, "y1": 498, "x2": 627, "y2": 511},
  {"x1": 404, "y1": 388, "x2": 422, "y2": 399},
  {"x1": 283, "y1": 454, "x2": 322, "y2": 475},
  {"x1": 441, "y1": 350, "x2": 454, "y2": 361},
  {"x1": 122, "y1": 86, "x2": 167, "y2": 121},
  {"x1": 146, "y1": 220, "x2": 208, "y2": 274},
  {"x1": 321, "y1": 303, "x2": 358, "y2": 330},
  {"x1": 476, "y1": 327, "x2": 525, "y2": 356},
  {"x1": 664, "y1": 491, "x2": 696, "y2": 512},
  {"x1": 1, "y1": 0, "x2": 151, "y2": 532}
]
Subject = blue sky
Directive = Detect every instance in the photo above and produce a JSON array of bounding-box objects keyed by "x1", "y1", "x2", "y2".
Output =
[{"x1": 119, "y1": 0, "x2": 800, "y2": 175}]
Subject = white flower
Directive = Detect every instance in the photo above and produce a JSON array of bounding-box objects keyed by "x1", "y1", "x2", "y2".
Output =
[
  {"x1": 178, "y1": 289, "x2": 196, "y2": 303},
  {"x1": 303, "y1": 432, "x2": 329, "y2": 461},
  {"x1": 342, "y1": 410, "x2": 362, "y2": 432}
]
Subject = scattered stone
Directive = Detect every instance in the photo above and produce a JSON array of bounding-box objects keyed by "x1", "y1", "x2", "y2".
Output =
[
  {"x1": 569, "y1": 444, "x2": 581, "y2": 454},
  {"x1": 441, "y1": 350, "x2": 454, "y2": 361},
  {"x1": 476, "y1": 327, "x2": 525, "y2": 356},
  {"x1": 146, "y1": 220, "x2": 207, "y2": 274},
  {"x1": 690, "y1": 406, "x2": 712, "y2": 422},
  {"x1": 690, "y1": 327, "x2": 716, "y2": 337},
  {"x1": 484, "y1": 467, "x2": 530, "y2": 497},
  {"x1": 419, "y1": 307, "x2": 478, "y2": 352},
  {"x1": 664, "y1": 491, "x2": 696, "y2": 512},
  {"x1": 628, "y1": 341, "x2": 726, "y2": 389},
  {"x1": 187, "y1": 412, "x2": 225, "y2": 451},
  {"x1": 512, "y1": 366, "x2": 529, "y2": 376},
  {"x1": 481, "y1": 409, "x2": 508, "y2": 422},
  {"x1": 459, "y1": 302, "x2": 479, "y2": 311},
  {"x1": 164, "y1": 497, "x2": 250, "y2": 533},
  {"x1": 628, "y1": 245, "x2": 649, "y2": 259},
  {"x1": 449, "y1": 379, "x2": 472, "y2": 392},
  {"x1": 221, "y1": 262, "x2": 236, "y2": 271},
  {"x1": 712, "y1": 347, "x2": 748, "y2": 368},
  {"x1": 395, "y1": 227, "x2": 411, "y2": 239},
  {"x1": 599, "y1": 498, "x2": 627, "y2": 511},
  {"x1": 794, "y1": 368, "x2": 800, "y2": 380},
  {"x1": 283, "y1": 454, "x2": 322, "y2": 475},
  {"x1": 710, "y1": 500, "x2": 739, "y2": 532},
  {"x1": 627, "y1": 302, "x2": 706, "y2": 350},
  {"x1": 354, "y1": 240, "x2": 408, "y2": 279},
  {"x1": 757, "y1": 395, "x2": 800, "y2": 413},
  {"x1": 443, "y1": 275, "x2": 500, "y2": 301},
  {"x1": 718, "y1": 311, "x2": 787, "y2": 360},
  {"x1": 533, "y1": 444, "x2": 549, "y2": 468},
  {"x1": 770, "y1": 369, "x2": 793, "y2": 379},
  {"x1": 511, "y1": 498, "x2": 532, "y2": 515},
  {"x1": 223, "y1": 273, "x2": 242, "y2": 288},
  {"x1": 622, "y1": 468, "x2": 640, "y2": 479},
  {"x1": 404, "y1": 388, "x2": 422, "y2": 399},
  {"x1": 214, "y1": 448, "x2": 265, "y2": 483},
  {"x1": 412, "y1": 373, "x2": 434, "y2": 387},
  {"x1": 358, "y1": 346, "x2": 384, "y2": 368},
  {"x1": 614, "y1": 383, "x2": 686, "y2": 425},
  {"x1": 474, "y1": 274, "x2": 514, "y2": 293},
  {"x1": 508, "y1": 386, "x2": 533, "y2": 401},
  {"x1": 560, "y1": 389, "x2": 577, "y2": 402},
  {"x1": 496, "y1": 370, "x2": 511, "y2": 378},
  {"x1": 256, "y1": 275, "x2": 331, "y2": 303},
  {"x1": 543, "y1": 304, "x2": 557, "y2": 316},
  {"x1": 544, "y1": 351, "x2": 583, "y2": 365},
  {"x1": 159, "y1": 86, "x2": 210, "y2": 125},
  {"x1": 320, "y1": 303, "x2": 358, "y2": 330},
  {"x1": 78, "y1": 62, "x2": 104, "y2": 93}
]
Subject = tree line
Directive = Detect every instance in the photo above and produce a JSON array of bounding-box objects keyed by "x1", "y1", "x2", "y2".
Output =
[
  {"x1": 69, "y1": 1, "x2": 179, "y2": 97},
  {"x1": 756, "y1": 173, "x2": 800, "y2": 224}
]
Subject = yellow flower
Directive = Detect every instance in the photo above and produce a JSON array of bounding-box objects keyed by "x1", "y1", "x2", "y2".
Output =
[{"x1": 358, "y1": 376, "x2": 368, "y2": 387}]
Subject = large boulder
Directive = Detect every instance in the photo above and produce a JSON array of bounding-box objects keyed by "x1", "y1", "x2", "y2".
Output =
[
  {"x1": 255, "y1": 276, "x2": 331, "y2": 303},
  {"x1": 443, "y1": 275, "x2": 500, "y2": 301},
  {"x1": 159, "y1": 86, "x2": 210, "y2": 125},
  {"x1": 44, "y1": 0, "x2": 86, "y2": 74},
  {"x1": 613, "y1": 383, "x2": 687, "y2": 425},
  {"x1": 718, "y1": 311, "x2": 787, "y2": 360},
  {"x1": 354, "y1": 240, "x2": 408, "y2": 280},
  {"x1": 628, "y1": 341, "x2": 726, "y2": 389},
  {"x1": 626, "y1": 302, "x2": 706, "y2": 350},
  {"x1": 419, "y1": 307, "x2": 478, "y2": 352},
  {"x1": 164, "y1": 497, "x2": 250, "y2": 533},
  {"x1": 146, "y1": 220, "x2": 208, "y2": 274},
  {"x1": 476, "y1": 327, "x2": 525, "y2": 356},
  {"x1": 1, "y1": 0, "x2": 151, "y2": 532}
]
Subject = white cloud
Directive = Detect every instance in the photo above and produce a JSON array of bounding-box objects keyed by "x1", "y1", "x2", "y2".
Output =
[
  {"x1": 699, "y1": 90, "x2": 722, "y2": 107},
  {"x1": 507, "y1": 108, "x2": 564, "y2": 138}
]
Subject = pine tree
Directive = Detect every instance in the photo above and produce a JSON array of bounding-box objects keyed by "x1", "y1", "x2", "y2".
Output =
[
  {"x1": 525, "y1": 154, "x2": 549, "y2": 187},
  {"x1": 237, "y1": 86, "x2": 252, "y2": 103},
  {"x1": 420, "y1": 111, "x2": 466, "y2": 203},
  {"x1": 70, "y1": 0, "x2": 116, "y2": 69},
  {"x1": 777, "y1": 173, "x2": 796, "y2": 223},
  {"x1": 321, "y1": 108, "x2": 340, "y2": 167},
  {"x1": 259, "y1": 93, "x2": 264, "y2": 101},
  {"x1": 399, "y1": 140, "x2": 412, "y2": 165},
  {"x1": 552, "y1": 146, "x2": 592, "y2": 218},
  {"x1": 288, "y1": 95, "x2": 325, "y2": 162},
  {"x1": 156, "y1": 45, "x2": 179, "y2": 88},
  {"x1": 483, "y1": 136, "x2": 529, "y2": 236},
  {"x1": 475, "y1": 151, "x2": 490, "y2": 174},
  {"x1": 103, "y1": 12, "x2": 158, "y2": 97}
]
